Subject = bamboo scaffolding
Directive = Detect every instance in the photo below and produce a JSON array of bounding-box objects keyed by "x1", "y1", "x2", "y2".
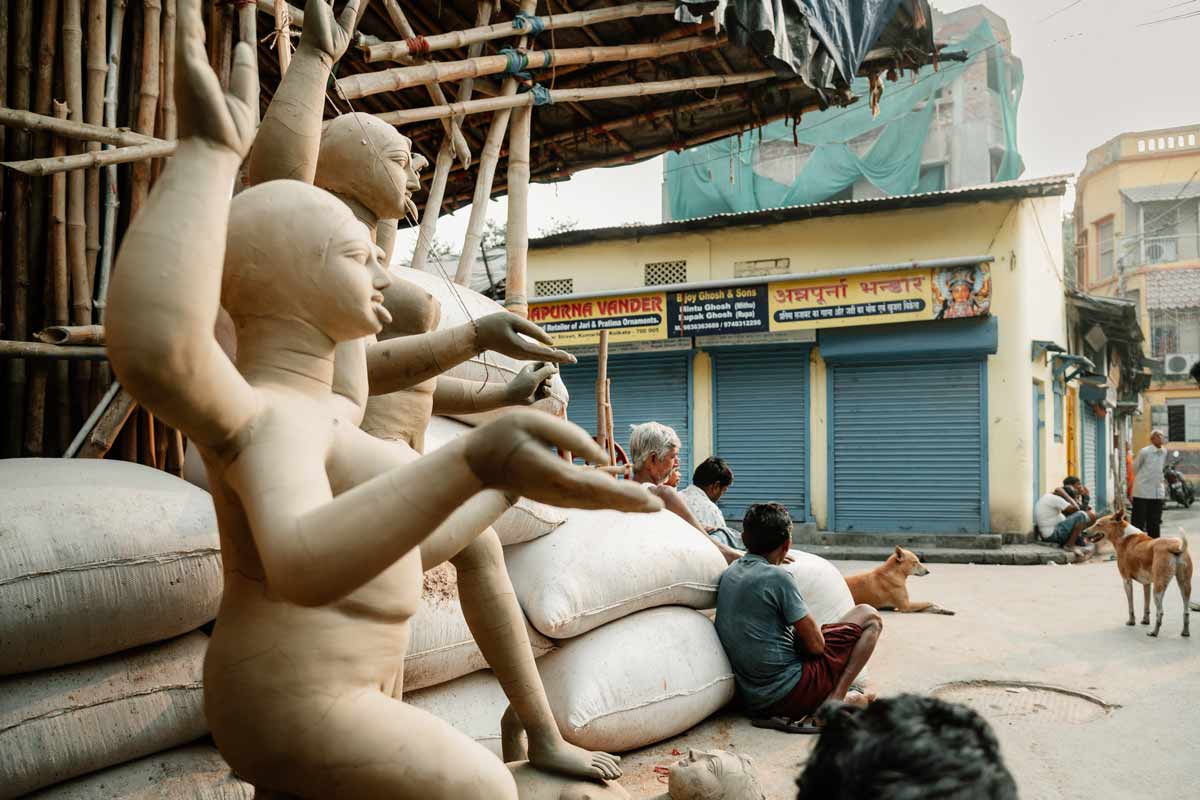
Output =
[
  {"x1": 76, "y1": 387, "x2": 137, "y2": 458},
  {"x1": 155, "y1": 418, "x2": 169, "y2": 471},
  {"x1": 381, "y1": 70, "x2": 777, "y2": 127},
  {"x1": 0, "y1": 107, "x2": 157, "y2": 147},
  {"x1": 4, "y1": 0, "x2": 35, "y2": 456},
  {"x1": 504, "y1": 104, "x2": 531, "y2": 317},
  {"x1": 86, "y1": 0, "x2": 108, "y2": 286},
  {"x1": 129, "y1": 0, "x2": 162, "y2": 219},
  {"x1": 273, "y1": 0, "x2": 292, "y2": 76},
  {"x1": 24, "y1": 364, "x2": 48, "y2": 455},
  {"x1": 454, "y1": 0, "x2": 537, "y2": 286},
  {"x1": 253, "y1": 0, "x2": 387, "y2": 48},
  {"x1": 238, "y1": 0, "x2": 258, "y2": 126},
  {"x1": 596, "y1": 330, "x2": 609, "y2": 454},
  {"x1": 66, "y1": 1, "x2": 95, "y2": 425},
  {"x1": 3, "y1": 140, "x2": 177, "y2": 176},
  {"x1": 166, "y1": 428, "x2": 185, "y2": 476},
  {"x1": 29, "y1": 0, "x2": 58, "y2": 282},
  {"x1": 155, "y1": 0, "x2": 177, "y2": 182},
  {"x1": 51, "y1": 102, "x2": 71, "y2": 450},
  {"x1": 139, "y1": 409, "x2": 156, "y2": 468},
  {"x1": 411, "y1": 0, "x2": 493, "y2": 273},
  {"x1": 0, "y1": 341, "x2": 108, "y2": 360},
  {"x1": 66, "y1": 379, "x2": 121, "y2": 456},
  {"x1": 379, "y1": 0, "x2": 471, "y2": 168},
  {"x1": 96, "y1": 0, "x2": 128, "y2": 324},
  {"x1": 35, "y1": 325, "x2": 105, "y2": 346},
  {"x1": 121, "y1": 407, "x2": 138, "y2": 461},
  {"x1": 605, "y1": 378, "x2": 615, "y2": 465},
  {"x1": 367, "y1": 2, "x2": 676, "y2": 62},
  {"x1": 217, "y1": 5, "x2": 234, "y2": 90},
  {"x1": 339, "y1": 35, "x2": 719, "y2": 100}
]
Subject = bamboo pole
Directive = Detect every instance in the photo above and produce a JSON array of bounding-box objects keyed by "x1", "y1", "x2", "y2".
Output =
[
  {"x1": 35, "y1": 324, "x2": 105, "y2": 345},
  {"x1": 155, "y1": 0, "x2": 177, "y2": 181},
  {"x1": 0, "y1": 107, "x2": 157, "y2": 147},
  {"x1": 411, "y1": 0, "x2": 493, "y2": 273},
  {"x1": 237, "y1": 0, "x2": 258, "y2": 125},
  {"x1": 273, "y1": 0, "x2": 292, "y2": 76},
  {"x1": 121, "y1": 407, "x2": 138, "y2": 461},
  {"x1": 66, "y1": 1, "x2": 95, "y2": 424},
  {"x1": 86, "y1": 0, "x2": 108, "y2": 288},
  {"x1": 504, "y1": 104, "x2": 531, "y2": 317},
  {"x1": 155, "y1": 418, "x2": 170, "y2": 471},
  {"x1": 3, "y1": 140, "x2": 177, "y2": 176},
  {"x1": 29, "y1": 0, "x2": 58, "y2": 288},
  {"x1": 217, "y1": 4, "x2": 233, "y2": 90},
  {"x1": 77, "y1": 387, "x2": 137, "y2": 458},
  {"x1": 381, "y1": 70, "x2": 778, "y2": 127},
  {"x1": 4, "y1": 0, "x2": 35, "y2": 456},
  {"x1": 339, "y1": 35, "x2": 719, "y2": 100},
  {"x1": 0, "y1": 341, "x2": 108, "y2": 360},
  {"x1": 596, "y1": 330, "x2": 609, "y2": 453},
  {"x1": 23, "y1": 364, "x2": 49, "y2": 455},
  {"x1": 139, "y1": 408, "x2": 157, "y2": 468},
  {"x1": 378, "y1": 0, "x2": 471, "y2": 168},
  {"x1": 65, "y1": 378, "x2": 121, "y2": 456},
  {"x1": 129, "y1": 0, "x2": 162, "y2": 219},
  {"x1": 51, "y1": 102, "x2": 72, "y2": 451},
  {"x1": 167, "y1": 428, "x2": 185, "y2": 476},
  {"x1": 0, "y1": 5, "x2": 7, "y2": 345},
  {"x1": 96, "y1": 0, "x2": 128, "y2": 324},
  {"x1": 605, "y1": 378, "x2": 615, "y2": 465},
  {"x1": 368, "y1": 2, "x2": 677, "y2": 62},
  {"x1": 253, "y1": 0, "x2": 386, "y2": 49},
  {"x1": 454, "y1": 0, "x2": 537, "y2": 286}
]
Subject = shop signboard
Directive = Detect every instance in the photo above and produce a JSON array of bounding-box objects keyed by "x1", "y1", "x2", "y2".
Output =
[{"x1": 530, "y1": 263, "x2": 991, "y2": 346}]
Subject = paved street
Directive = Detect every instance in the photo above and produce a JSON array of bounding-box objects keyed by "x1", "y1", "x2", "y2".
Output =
[{"x1": 619, "y1": 506, "x2": 1200, "y2": 799}]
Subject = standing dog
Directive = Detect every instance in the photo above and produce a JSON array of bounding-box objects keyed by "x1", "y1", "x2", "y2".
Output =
[
  {"x1": 1087, "y1": 510, "x2": 1191, "y2": 638},
  {"x1": 845, "y1": 546, "x2": 954, "y2": 615}
]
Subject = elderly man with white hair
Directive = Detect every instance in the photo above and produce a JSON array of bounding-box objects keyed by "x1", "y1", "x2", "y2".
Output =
[
  {"x1": 629, "y1": 421, "x2": 743, "y2": 564},
  {"x1": 1132, "y1": 429, "x2": 1168, "y2": 539}
]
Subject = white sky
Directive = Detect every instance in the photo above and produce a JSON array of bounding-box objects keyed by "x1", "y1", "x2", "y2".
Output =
[{"x1": 395, "y1": 0, "x2": 1198, "y2": 262}]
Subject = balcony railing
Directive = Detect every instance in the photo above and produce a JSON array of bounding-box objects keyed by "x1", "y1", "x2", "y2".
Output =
[{"x1": 1118, "y1": 233, "x2": 1200, "y2": 269}]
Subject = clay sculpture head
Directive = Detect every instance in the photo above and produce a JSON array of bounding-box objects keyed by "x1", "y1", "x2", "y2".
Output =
[
  {"x1": 667, "y1": 749, "x2": 766, "y2": 800},
  {"x1": 315, "y1": 112, "x2": 427, "y2": 223},
  {"x1": 222, "y1": 180, "x2": 391, "y2": 344}
]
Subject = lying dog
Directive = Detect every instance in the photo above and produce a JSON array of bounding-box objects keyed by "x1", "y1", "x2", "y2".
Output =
[
  {"x1": 845, "y1": 546, "x2": 954, "y2": 615},
  {"x1": 1087, "y1": 510, "x2": 1192, "y2": 638}
]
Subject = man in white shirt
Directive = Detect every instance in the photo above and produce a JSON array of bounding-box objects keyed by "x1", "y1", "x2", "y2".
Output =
[
  {"x1": 1034, "y1": 476, "x2": 1096, "y2": 555},
  {"x1": 1132, "y1": 430, "x2": 1168, "y2": 539},
  {"x1": 679, "y1": 457, "x2": 745, "y2": 551}
]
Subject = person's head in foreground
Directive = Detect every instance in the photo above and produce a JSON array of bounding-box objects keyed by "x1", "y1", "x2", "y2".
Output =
[
  {"x1": 629, "y1": 421, "x2": 681, "y2": 485},
  {"x1": 742, "y1": 502, "x2": 792, "y2": 563},
  {"x1": 795, "y1": 694, "x2": 1018, "y2": 800},
  {"x1": 669, "y1": 748, "x2": 766, "y2": 800},
  {"x1": 692, "y1": 457, "x2": 734, "y2": 503}
]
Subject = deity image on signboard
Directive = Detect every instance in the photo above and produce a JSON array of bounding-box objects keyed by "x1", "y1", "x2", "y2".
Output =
[{"x1": 933, "y1": 264, "x2": 991, "y2": 320}]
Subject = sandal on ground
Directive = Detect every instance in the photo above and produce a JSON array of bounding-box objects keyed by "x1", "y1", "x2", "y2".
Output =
[{"x1": 751, "y1": 715, "x2": 822, "y2": 734}]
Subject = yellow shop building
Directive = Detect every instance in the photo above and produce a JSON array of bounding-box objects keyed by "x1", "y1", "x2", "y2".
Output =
[{"x1": 526, "y1": 176, "x2": 1104, "y2": 536}]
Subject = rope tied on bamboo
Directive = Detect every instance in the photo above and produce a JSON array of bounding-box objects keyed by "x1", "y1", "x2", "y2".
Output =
[
  {"x1": 512, "y1": 12, "x2": 545, "y2": 36},
  {"x1": 406, "y1": 34, "x2": 431, "y2": 57},
  {"x1": 500, "y1": 47, "x2": 531, "y2": 76}
]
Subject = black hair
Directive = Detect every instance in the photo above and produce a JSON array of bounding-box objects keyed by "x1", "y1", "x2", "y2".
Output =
[
  {"x1": 796, "y1": 694, "x2": 1017, "y2": 800},
  {"x1": 1063, "y1": 476, "x2": 1081, "y2": 487},
  {"x1": 1191, "y1": 360, "x2": 1200, "y2": 385},
  {"x1": 692, "y1": 457, "x2": 733, "y2": 489},
  {"x1": 742, "y1": 503, "x2": 792, "y2": 555}
]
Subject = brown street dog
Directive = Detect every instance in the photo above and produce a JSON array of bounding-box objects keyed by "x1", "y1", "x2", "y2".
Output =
[
  {"x1": 1087, "y1": 510, "x2": 1192, "y2": 638},
  {"x1": 845, "y1": 546, "x2": 955, "y2": 615}
]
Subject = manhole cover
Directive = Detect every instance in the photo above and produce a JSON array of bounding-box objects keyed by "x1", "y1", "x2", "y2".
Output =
[{"x1": 931, "y1": 681, "x2": 1114, "y2": 725}]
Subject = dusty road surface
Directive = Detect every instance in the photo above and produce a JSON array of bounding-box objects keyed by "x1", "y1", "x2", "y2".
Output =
[{"x1": 616, "y1": 507, "x2": 1200, "y2": 800}]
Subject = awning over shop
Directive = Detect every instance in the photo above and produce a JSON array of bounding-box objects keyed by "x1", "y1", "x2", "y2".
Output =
[{"x1": 1120, "y1": 182, "x2": 1200, "y2": 204}]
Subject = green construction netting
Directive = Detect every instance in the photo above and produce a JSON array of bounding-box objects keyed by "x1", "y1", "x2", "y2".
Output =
[{"x1": 665, "y1": 20, "x2": 1022, "y2": 219}]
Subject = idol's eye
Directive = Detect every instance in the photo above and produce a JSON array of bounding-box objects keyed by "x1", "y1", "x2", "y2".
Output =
[
  {"x1": 346, "y1": 248, "x2": 370, "y2": 264},
  {"x1": 387, "y1": 150, "x2": 410, "y2": 168}
]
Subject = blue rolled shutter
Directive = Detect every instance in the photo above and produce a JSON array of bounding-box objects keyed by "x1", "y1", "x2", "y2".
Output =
[
  {"x1": 712, "y1": 346, "x2": 809, "y2": 525},
  {"x1": 831, "y1": 360, "x2": 984, "y2": 533},
  {"x1": 559, "y1": 351, "x2": 691, "y2": 473},
  {"x1": 1082, "y1": 407, "x2": 1097, "y2": 495}
]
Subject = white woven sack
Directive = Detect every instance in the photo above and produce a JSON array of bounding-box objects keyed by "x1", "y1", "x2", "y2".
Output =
[
  {"x1": 404, "y1": 670, "x2": 510, "y2": 759},
  {"x1": 0, "y1": 459, "x2": 221, "y2": 676},
  {"x1": 24, "y1": 744, "x2": 252, "y2": 800},
  {"x1": 393, "y1": 267, "x2": 569, "y2": 422},
  {"x1": 504, "y1": 509, "x2": 726, "y2": 639},
  {"x1": 424, "y1": 416, "x2": 569, "y2": 546},
  {"x1": 537, "y1": 607, "x2": 735, "y2": 753},
  {"x1": 0, "y1": 631, "x2": 209, "y2": 799},
  {"x1": 780, "y1": 550, "x2": 870, "y2": 686},
  {"x1": 406, "y1": 563, "x2": 554, "y2": 692}
]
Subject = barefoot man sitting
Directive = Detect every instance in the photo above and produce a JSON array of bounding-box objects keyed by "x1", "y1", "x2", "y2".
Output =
[
  {"x1": 105, "y1": 7, "x2": 659, "y2": 798},
  {"x1": 715, "y1": 504, "x2": 881, "y2": 731}
]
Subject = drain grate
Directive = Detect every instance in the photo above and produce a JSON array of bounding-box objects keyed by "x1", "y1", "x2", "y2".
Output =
[{"x1": 931, "y1": 681, "x2": 1114, "y2": 725}]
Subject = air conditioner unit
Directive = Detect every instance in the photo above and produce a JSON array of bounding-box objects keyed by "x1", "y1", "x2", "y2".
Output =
[{"x1": 1164, "y1": 353, "x2": 1199, "y2": 375}]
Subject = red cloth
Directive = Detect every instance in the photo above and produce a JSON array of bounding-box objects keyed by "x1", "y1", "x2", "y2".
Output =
[{"x1": 767, "y1": 623, "x2": 864, "y2": 718}]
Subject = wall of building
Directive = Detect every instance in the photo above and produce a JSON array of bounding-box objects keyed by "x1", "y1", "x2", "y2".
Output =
[{"x1": 533, "y1": 194, "x2": 1067, "y2": 533}]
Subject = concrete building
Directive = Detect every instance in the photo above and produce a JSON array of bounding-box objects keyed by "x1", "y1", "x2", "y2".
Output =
[
  {"x1": 1074, "y1": 123, "x2": 1200, "y2": 476},
  {"x1": 526, "y1": 176, "x2": 1075, "y2": 536}
]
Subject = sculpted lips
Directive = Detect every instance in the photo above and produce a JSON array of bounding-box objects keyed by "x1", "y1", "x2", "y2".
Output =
[{"x1": 372, "y1": 293, "x2": 392, "y2": 325}]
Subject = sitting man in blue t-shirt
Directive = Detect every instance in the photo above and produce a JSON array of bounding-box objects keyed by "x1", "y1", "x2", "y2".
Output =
[{"x1": 714, "y1": 503, "x2": 882, "y2": 730}]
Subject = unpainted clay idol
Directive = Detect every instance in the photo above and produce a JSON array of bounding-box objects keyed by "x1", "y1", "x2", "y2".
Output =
[
  {"x1": 0, "y1": 631, "x2": 209, "y2": 799},
  {"x1": 393, "y1": 267, "x2": 569, "y2": 421},
  {"x1": 505, "y1": 509, "x2": 726, "y2": 639},
  {"x1": 0, "y1": 459, "x2": 220, "y2": 676},
  {"x1": 23, "y1": 744, "x2": 252, "y2": 800}
]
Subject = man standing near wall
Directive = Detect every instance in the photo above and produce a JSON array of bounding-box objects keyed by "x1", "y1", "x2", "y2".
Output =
[{"x1": 1131, "y1": 430, "x2": 1168, "y2": 539}]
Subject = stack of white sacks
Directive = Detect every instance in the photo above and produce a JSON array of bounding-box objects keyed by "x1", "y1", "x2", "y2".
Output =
[
  {"x1": 0, "y1": 458, "x2": 251, "y2": 799},
  {"x1": 396, "y1": 269, "x2": 862, "y2": 755}
]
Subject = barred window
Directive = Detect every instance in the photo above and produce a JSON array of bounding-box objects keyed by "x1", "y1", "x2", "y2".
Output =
[
  {"x1": 534, "y1": 278, "x2": 573, "y2": 297},
  {"x1": 644, "y1": 260, "x2": 687, "y2": 286}
]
